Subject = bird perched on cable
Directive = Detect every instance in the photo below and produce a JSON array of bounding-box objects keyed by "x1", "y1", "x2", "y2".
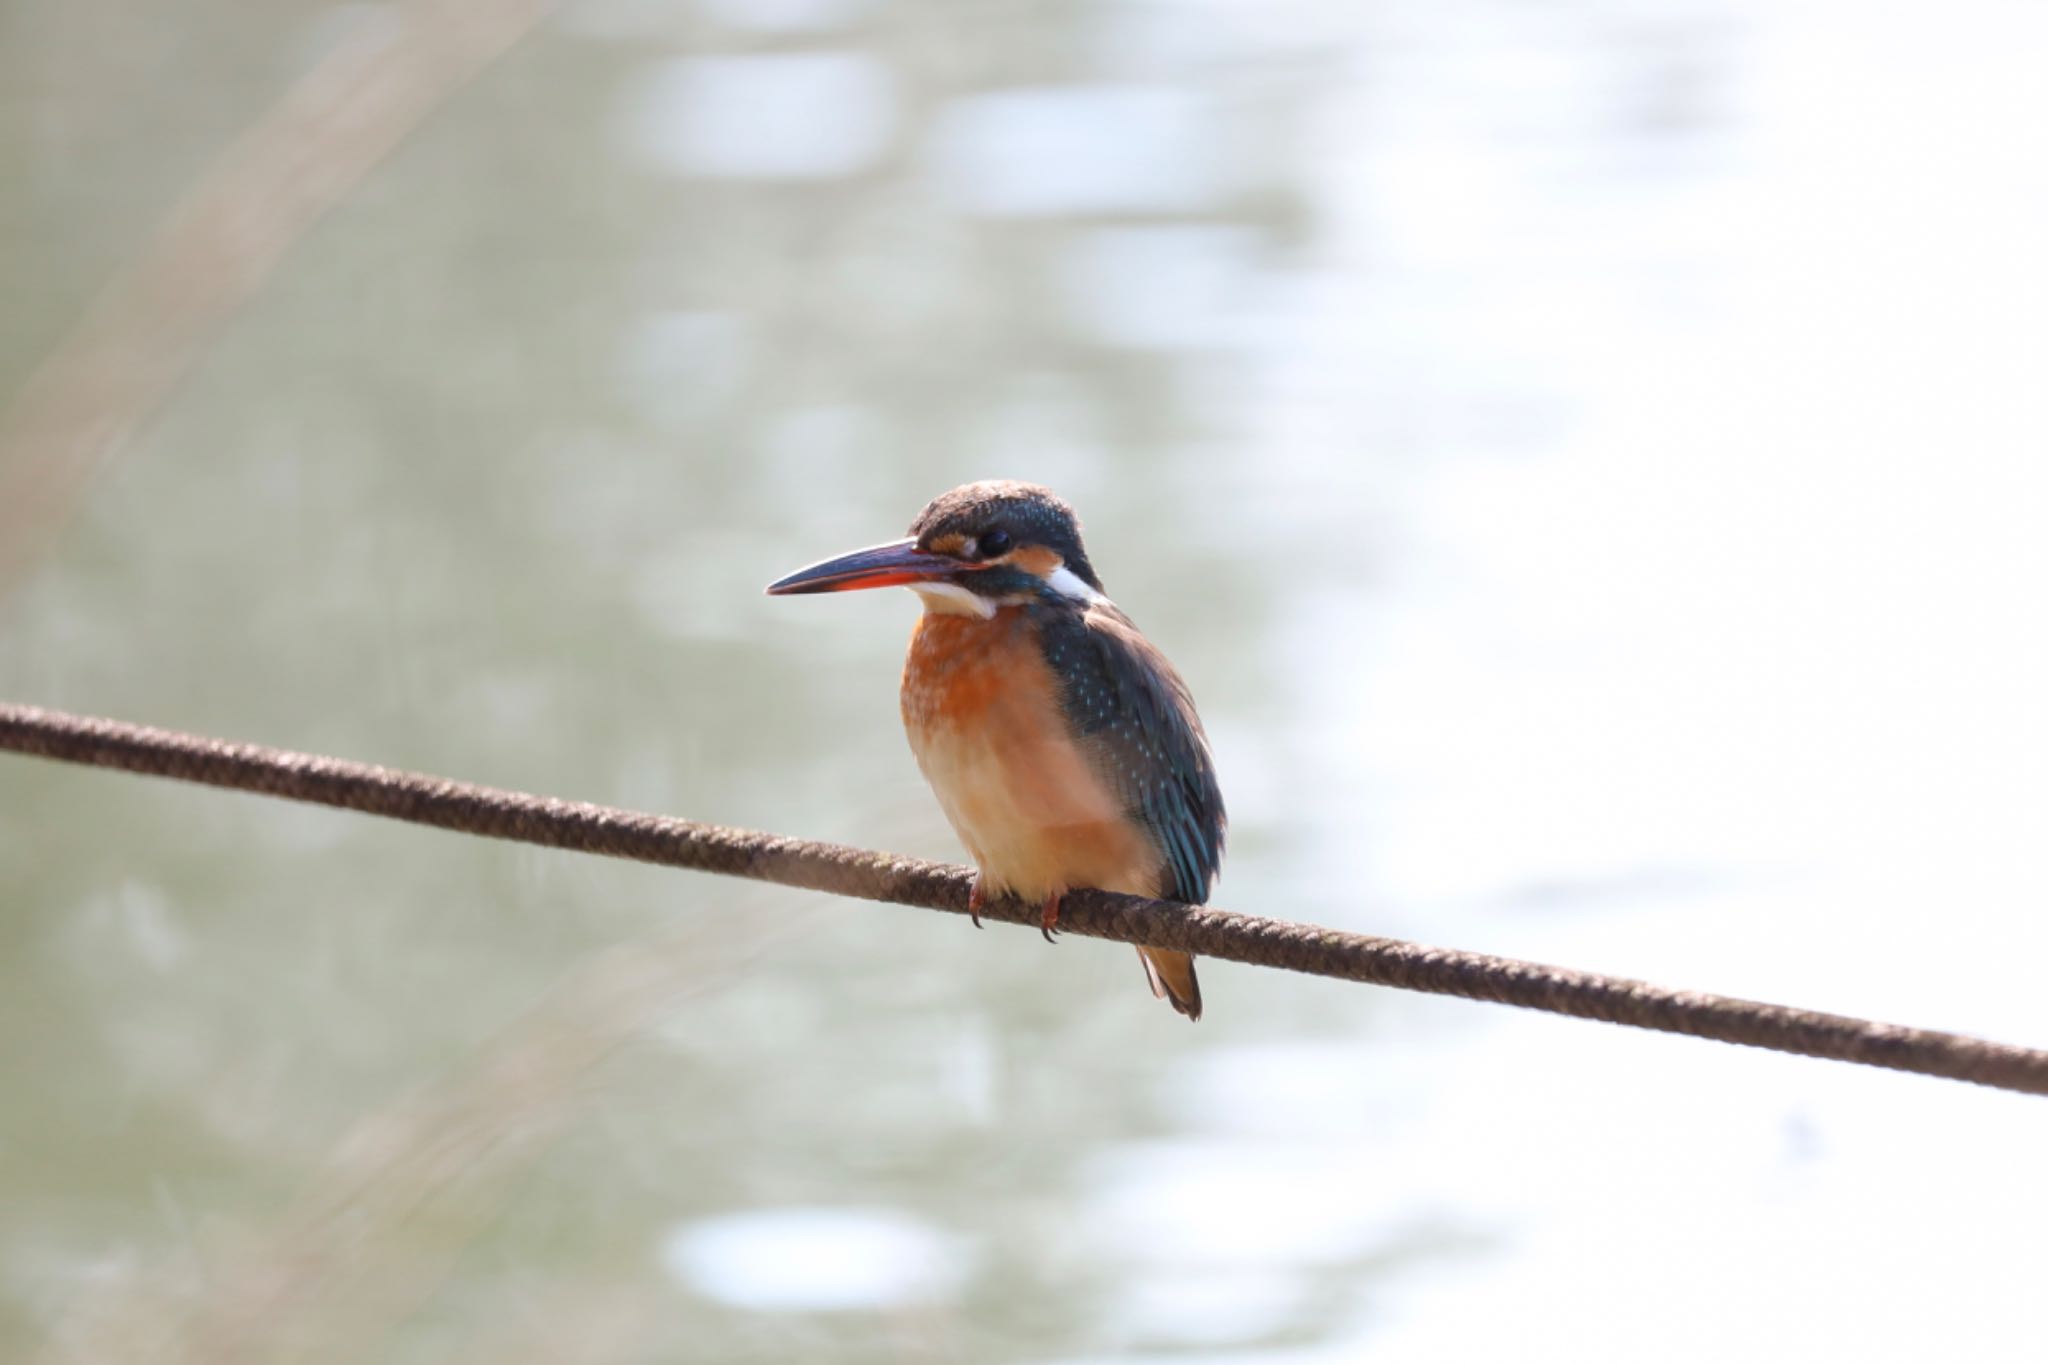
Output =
[{"x1": 766, "y1": 480, "x2": 1226, "y2": 1019}]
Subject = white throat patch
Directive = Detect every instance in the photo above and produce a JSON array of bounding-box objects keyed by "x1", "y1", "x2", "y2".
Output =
[{"x1": 909, "y1": 581, "x2": 997, "y2": 619}]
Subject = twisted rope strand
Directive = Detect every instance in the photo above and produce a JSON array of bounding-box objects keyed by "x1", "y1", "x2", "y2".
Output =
[{"x1": 4, "y1": 700, "x2": 2044, "y2": 1096}]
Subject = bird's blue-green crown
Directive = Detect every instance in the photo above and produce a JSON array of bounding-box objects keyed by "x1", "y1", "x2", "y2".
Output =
[{"x1": 908, "y1": 481, "x2": 1104, "y2": 593}]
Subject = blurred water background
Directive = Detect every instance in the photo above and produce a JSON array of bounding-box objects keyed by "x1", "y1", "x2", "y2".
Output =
[{"x1": 3, "y1": 0, "x2": 2047, "y2": 1360}]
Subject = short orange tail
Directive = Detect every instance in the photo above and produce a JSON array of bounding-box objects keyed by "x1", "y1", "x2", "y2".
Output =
[{"x1": 1137, "y1": 947, "x2": 1202, "y2": 1021}]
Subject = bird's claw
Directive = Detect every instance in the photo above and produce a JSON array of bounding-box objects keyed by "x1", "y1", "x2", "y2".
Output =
[
  {"x1": 965, "y1": 882, "x2": 1060, "y2": 940},
  {"x1": 1039, "y1": 892, "x2": 1062, "y2": 944}
]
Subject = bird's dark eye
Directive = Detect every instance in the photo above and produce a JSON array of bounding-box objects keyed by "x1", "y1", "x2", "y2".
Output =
[{"x1": 978, "y1": 529, "x2": 1012, "y2": 558}]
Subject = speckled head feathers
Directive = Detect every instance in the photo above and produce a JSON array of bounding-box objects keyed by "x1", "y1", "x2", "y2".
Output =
[{"x1": 908, "y1": 481, "x2": 1103, "y2": 591}]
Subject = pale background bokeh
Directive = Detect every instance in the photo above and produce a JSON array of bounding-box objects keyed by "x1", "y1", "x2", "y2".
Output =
[{"x1": 3, "y1": 1, "x2": 2046, "y2": 1361}]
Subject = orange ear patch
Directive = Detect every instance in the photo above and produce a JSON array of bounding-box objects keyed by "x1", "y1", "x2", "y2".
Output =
[{"x1": 1004, "y1": 544, "x2": 1063, "y2": 578}]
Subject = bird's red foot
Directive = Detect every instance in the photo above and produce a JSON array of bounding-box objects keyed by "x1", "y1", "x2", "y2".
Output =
[
  {"x1": 969, "y1": 877, "x2": 987, "y2": 929},
  {"x1": 1039, "y1": 891, "x2": 1063, "y2": 943}
]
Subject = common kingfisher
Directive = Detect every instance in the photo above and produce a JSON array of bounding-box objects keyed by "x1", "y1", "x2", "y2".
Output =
[{"x1": 766, "y1": 480, "x2": 1226, "y2": 1020}]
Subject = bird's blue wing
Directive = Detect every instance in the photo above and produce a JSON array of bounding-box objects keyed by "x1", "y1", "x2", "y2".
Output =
[{"x1": 1035, "y1": 601, "x2": 1227, "y2": 905}]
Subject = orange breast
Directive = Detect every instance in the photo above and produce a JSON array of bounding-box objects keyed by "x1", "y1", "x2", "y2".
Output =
[{"x1": 901, "y1": 611, "x2": 1163, "y2": 903}]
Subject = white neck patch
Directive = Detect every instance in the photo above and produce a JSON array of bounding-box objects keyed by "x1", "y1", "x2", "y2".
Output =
[{"x1": 1047, "y1": 565, "x2": 1105, "y2": 604}]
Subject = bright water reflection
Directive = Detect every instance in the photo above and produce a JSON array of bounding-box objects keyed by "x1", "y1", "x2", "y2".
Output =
[{"x1": 2, "y1": 0, "x2": 2046, "y2": 1361}]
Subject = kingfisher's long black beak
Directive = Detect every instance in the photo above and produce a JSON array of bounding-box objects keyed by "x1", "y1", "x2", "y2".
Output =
[{"x1": 765, "y1": 537, "x2": 964, "y2": 595}]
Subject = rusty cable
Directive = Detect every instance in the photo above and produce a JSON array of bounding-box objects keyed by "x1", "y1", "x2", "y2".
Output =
[{"x1": 4, "y1": 699, "x2": 2044, "y2": 1096}]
